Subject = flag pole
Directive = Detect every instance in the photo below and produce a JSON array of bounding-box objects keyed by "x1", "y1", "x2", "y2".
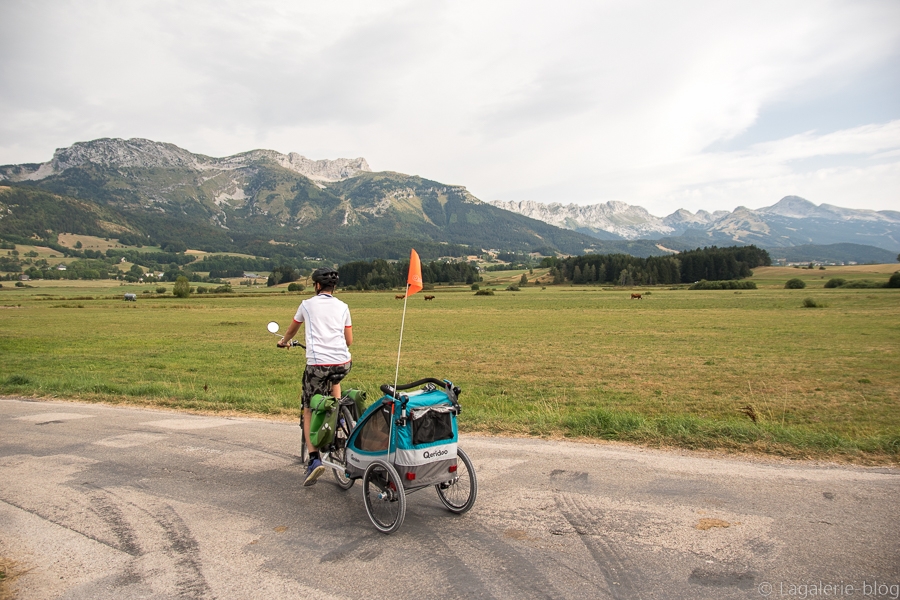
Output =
[
  {"x1": 392, "y1": 284, "x2": 410, "y2": 395},
  {"x1": 390, "y1": 248, "x2": 422, "y2": 466},
  {"x1": 388, "y1": 285, "x2": 410, "y2": 465},
  {"x1": 393, "y1": 249, "x2": 423, "y2": 393}
]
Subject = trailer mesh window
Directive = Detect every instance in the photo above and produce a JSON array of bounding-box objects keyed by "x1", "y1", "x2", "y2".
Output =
[
  {"x1": 357, "y1": 407, "x2": 390, "y2": 452},
  {"x1": 411, "y1": 406, "x2": 454, "y2": 445}
]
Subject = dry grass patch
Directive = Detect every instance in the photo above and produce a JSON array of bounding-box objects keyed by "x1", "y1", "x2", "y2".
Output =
[
  {"x1": 56, "y1": 233, "x2": 129, "y2": 252},
  {"x1": 0, "y1": 557, "x2": 27, "y2": 600}
]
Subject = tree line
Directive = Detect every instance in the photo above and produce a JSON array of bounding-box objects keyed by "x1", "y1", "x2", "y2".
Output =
[
  {"x1": 338, "y1": 258, "x2": 481, "y2": 290},
  {"x1": 1, "y1": 237, "x2": 769, "y2": 288},
  {"x1": 543, "y1": 245, "x2": 770, "y2": 285}
]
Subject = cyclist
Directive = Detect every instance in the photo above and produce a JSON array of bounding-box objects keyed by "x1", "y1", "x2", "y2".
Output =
[{"x1": 278, "y1": 267, "x2": 353, "y2": 486}]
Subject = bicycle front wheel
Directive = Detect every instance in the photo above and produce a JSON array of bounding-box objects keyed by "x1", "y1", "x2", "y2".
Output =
[
  {"x1": 299, "y1": 411, "x2": 308, "y2": 465},
  {"x1": 363, "y1": 459, "x2": 406, "y2": 534}
]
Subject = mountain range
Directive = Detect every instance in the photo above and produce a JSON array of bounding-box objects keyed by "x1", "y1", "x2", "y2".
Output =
[
  {"x1": 0, "y1": 138, "x2": 602, "y2": 261},
  {"x1": 1, "y1": 137, "x2": 898, "y2": 263},
  {"x1": 491, "y1": 198, "x2": 900, "y2": 256}
]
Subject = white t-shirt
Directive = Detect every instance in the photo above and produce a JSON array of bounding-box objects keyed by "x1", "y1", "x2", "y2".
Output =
[{"x1": 293, "y1": 293, "x2": 352, "y2": 366}]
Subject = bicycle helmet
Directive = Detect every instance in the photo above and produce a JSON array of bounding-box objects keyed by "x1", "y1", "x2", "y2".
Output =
[{"x1": 311, "y1": 267, "x2": 340, "y2": 288}]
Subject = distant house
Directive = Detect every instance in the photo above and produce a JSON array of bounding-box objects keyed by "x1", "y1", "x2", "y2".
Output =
[
  {"x1": 18, "y1": 274, "x2": 29, "y2": 281},
  {"x1": 56, "y1": 264, "x2": 67, "y2": 271},
  {"x1": 243, "y1": 272, "x2": 260, "y2": 279}
]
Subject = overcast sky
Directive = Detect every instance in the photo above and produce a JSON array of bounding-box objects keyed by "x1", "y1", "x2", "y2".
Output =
[{"x1": 1, "y1": 0, "x2": 898, "y2": 216}]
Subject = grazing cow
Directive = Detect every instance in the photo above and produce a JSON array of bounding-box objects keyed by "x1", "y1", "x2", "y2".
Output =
[
  {"x1": 395, "y1": 294, "x2": 405, "y2": 300},
  {"x1": 424, "y1": 295, "x2": 435, "y2": 301},
  {"x1": 630, "y1": 293, "x2": 642, "y2": 300},
  {"x1": 124, "y1": 293, "x2": 137, "y2": 302}
]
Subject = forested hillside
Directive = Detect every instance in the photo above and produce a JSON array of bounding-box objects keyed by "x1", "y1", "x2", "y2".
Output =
[
  {"x1": 0, "y1": 139, "x2": 603, "y2": 261},
  {"x1": 0, "y1": 186, "x2": 135, "y2": 241},
  {"x1": 544, "y1": 245, "x2": 770, "y2": 285},
  {"x1": 338, "y1": 257, "x2": 480, "y2": 289}
]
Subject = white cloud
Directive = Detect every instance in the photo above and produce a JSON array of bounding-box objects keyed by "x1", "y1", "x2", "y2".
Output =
[
  {"x1": 0, "y1": 0, "x2": 898, "y2": 214},
  {"x1": 749, "y1": 122, "x2": 900, "y2": 162},
  {"x1": 583, "y1": 121, "x2": 899, "y2": 213},
  {"x1": 654, "y1": 161, "x2": 900, "y2": 215}
]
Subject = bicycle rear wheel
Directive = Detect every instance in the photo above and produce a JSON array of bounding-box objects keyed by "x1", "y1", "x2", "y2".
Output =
[
  {"x1": 363, "y1": 459, "x2": 406, "y2": 534},
  {"x1": 330, "y1": 406, "x2": 355, "y2": 490},
  {"x1": 435, "y1": 447, "x2": 477, "y2": 514}
]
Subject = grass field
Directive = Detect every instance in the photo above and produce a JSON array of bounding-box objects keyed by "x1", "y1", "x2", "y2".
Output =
[{"x1": 2, "y1": 264, "x2": 898, "y2": 462}]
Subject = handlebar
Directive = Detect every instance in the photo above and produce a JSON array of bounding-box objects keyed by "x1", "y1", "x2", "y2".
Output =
[
  {"x1": 380, "y1": 378, "x2": 451, "y2": 397},
  {"x1": 381, "y1": 377, "x2": 462, "y2": 413},
  {"x1": 277, "y1": 340, "x2": 305, "y2": 349},
  {"x1": 268, "y1": 322, "x2": 305, "y2": 349}
]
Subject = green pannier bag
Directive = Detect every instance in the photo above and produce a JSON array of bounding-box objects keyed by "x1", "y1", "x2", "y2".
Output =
[
  {"x1": 344, "y1": 388, "x2": 368, "y2": 420},
  {"x1": 309, "y1": 394, "x2": 338, "y2": 448}
]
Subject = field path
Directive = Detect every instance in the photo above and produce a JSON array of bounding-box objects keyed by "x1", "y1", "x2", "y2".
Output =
[{"x1": 1, "y1": 397, "x2": 898, "y2": 600}]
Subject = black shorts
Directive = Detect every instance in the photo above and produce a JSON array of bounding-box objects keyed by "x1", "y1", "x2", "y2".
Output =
[{"x1": 301, "y1": 362, "x2": 352, "y2": 407}]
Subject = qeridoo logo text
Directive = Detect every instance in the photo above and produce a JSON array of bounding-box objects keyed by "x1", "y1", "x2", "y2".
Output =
[{"x1": 423, "y1": 448, "x2": 449, "y2": 459}]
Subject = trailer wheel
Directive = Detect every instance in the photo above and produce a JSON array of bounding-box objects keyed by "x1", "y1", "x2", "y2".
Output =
[
  {"x1": 363, "y1": 460, "x2": 406, "y2": 534},
  {"x1": 435, "y1": 447, "x2": 477, "y2": 514}
]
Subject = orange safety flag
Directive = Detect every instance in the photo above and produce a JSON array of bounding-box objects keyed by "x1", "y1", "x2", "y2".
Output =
[{"x1": 406, "y1": 249, "x2": 423, "y2": 296}]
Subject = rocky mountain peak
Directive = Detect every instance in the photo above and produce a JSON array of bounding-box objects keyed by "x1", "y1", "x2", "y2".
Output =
[
  {"x1": 490, "y1": 199, "x2": 674, "y2": 239},
  {"x1": 662, "y1": 208, "x2": 711, "y2": 226},
  {"x1": 220, "y1": 149, "x2": 370, "y2": 181},
  {"x1": 53, "y1": 138, "x2": 203, "y2": 171},
  {"x1": 759, "y1": 195, "x2": 819, "y2": 219},
  {"x1": 0, "y1": 138, "x2": 371, "y2": 183}
]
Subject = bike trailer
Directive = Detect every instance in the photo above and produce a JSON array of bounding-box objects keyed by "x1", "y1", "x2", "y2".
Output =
[{"x1": 344, "y1": 380, "x2": 460, "y2": 486}]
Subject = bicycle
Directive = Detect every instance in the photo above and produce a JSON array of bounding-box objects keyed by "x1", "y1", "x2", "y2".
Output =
[
  {"x1": 269, "y1": 321, "x2": 477, "y2": 533},
  {"x1": 268, "y1": 321, "x2": 358, "y2": 489}
]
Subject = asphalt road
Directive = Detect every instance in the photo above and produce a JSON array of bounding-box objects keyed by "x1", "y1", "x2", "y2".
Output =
[{"x1": 1, "y1": 397, "x2": 898, "y2": 600}]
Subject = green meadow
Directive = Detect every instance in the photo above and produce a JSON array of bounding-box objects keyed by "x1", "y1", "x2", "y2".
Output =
[{"x1": 1, "y1": 264, "x2": 898, "y2": 462}]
